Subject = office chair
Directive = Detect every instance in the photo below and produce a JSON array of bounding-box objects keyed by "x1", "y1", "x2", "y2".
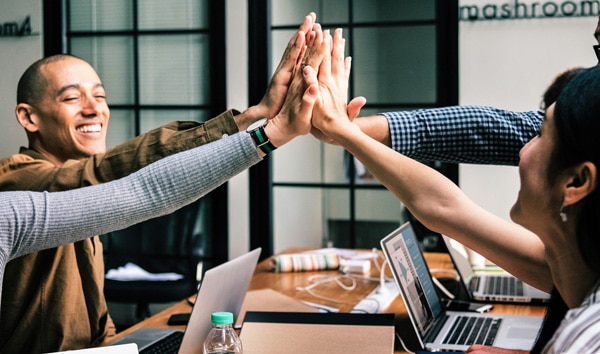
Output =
[{"x1": 102, "y1": 199, "x2": 209, "y2": 324}]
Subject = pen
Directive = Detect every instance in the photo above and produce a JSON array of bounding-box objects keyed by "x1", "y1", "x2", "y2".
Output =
[{"x1": 301, "y1": 300, "x2": 339, "y2": 313}]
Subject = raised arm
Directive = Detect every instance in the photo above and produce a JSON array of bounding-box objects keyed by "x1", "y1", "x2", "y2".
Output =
[
  {"x1": 2, "y1": 19, "x2": 326, "y2": 262},
  {"x1": 377, "y1": 107, "x2": 542, "y2": 165},
  {"x1": 310, "y1": 29, "x2": 552, "y2": 292},
  {"x1": 1, "y1": 133, "x2": 259, "y2": 261},
  {"x1": 2, "y1": 13, "x2": 319, "y2": 194},
  {"x1": 337, "y1": 107, "x2": 543, "y2": 166}
]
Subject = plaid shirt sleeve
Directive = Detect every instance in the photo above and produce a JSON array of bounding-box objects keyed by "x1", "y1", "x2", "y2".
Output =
[{"x1": 382, "y1": 106, "x2": 543, "y2": 166}]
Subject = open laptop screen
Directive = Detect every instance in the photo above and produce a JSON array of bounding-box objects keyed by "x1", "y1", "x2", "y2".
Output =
[{"x1": 381, "y1": 222, "x2": 443, "y2": 338}]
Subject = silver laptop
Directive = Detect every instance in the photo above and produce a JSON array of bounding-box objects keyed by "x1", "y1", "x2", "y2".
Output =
[
  {"x1": 110, "y1": 248, "x2": 262, "y2": 354},
  {"x1": 442, "y1": 235, "x2": 551, "y2": 304},
  {"x1": 380, "y1": 223, "x2": 543, "y2": 352}
]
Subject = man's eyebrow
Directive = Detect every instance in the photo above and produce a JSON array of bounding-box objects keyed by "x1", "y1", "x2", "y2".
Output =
[
  {"x1": 55, "y1": 83, "x2": 105, "y2": 98},
  {"x1": 55, "y1": 84, "x2": 79, "y2": 98}
]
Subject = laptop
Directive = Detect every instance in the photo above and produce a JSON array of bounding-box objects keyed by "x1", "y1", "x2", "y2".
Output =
[
  {"x1": 110, "y1": 248, "x2": 262, "y2": 354},
  {"x1": 442, "y1": 235, "x2": 551, "y2": 304},
  {"x1": 380, "y1": 222, "x2": 543, "y2": 352}
]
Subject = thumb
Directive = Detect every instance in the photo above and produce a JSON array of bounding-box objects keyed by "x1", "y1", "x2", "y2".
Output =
[
  {"x1": 347, "y1": 96, "x2": 367, "y2": 120},
  {"x1": 303, "y1": 65, "x2": 318, "y2": 89},
  {"x1": 299, "y1": 65, "x2": 319, "y2": 113},
  {"x1": 298, "y1": 82, "x2": 318, "y2": 121}
]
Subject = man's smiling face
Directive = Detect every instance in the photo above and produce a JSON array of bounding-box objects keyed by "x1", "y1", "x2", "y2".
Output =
[{"x1": 28, "y1": 56, "x2": 110, "y2": 164}]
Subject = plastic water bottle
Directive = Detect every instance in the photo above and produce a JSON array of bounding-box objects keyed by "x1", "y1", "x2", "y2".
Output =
[{"x1": 203, "y1": 312, "x2": 243, "y2": 354}]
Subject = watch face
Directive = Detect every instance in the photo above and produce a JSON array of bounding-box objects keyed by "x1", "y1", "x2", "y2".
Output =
[{"x1": 247, "y1": 118, "x2": 268, "y2": 132}]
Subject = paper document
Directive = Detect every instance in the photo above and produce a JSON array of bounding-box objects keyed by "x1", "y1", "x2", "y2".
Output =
[{"x1": 105, "y1": 262, "x2": 183, "y2": 281}]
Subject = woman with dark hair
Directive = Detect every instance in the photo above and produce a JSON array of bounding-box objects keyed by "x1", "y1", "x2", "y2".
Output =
[{"x1": 311, "y1": 28, "x2": 600, "y2": 353}]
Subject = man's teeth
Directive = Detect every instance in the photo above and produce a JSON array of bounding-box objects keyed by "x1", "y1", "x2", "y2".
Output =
[{"x1": 77, "y1": 124, "x2": 101, "y2": 133}]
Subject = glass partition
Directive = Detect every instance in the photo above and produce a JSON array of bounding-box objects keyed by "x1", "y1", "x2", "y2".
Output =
[{"x1": 269, "y1": 0, "x2": 450, "y2": 251}]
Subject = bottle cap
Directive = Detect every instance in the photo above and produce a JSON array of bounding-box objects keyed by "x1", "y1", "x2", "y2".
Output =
[{"x1": 211, "y1": 311, "x2": 234, "y2": 325}]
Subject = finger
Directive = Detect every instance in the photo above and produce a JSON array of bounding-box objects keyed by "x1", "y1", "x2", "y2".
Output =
[
  {"x1": 303, "y1": 65, "x2": 319, "y2": 92},
  {"x1": 331, "y1": 28, "x2": 345, "y2": 79},
  {"x1": 300, "y1": 83, "x2": 319, "y2": 118},
  {"x1": 299, "y1": 29, "x2": 315, "y2": 66},
  {"x1": 272, "y1": 14, "x2": 314, "y2": 74},
  {"x1": 344, "y1": 56, "x2": 352, "y2": 85},
  {"x1": 290, "y1": 42, "x2": 308, "y2": 78},
  {"x1": 318, "y1": 30, "x2": 333, "y2": 80},
  {"x1": 300, "y1": 13, "x2": 315, "y2": 33},
  {"x1": 347, "y1": 96, "x2": 367, "y2": 120},
  {"x1": 303, "y1": 24, "x2": 324, "y2": 70},
  {"x1": 296, "y1": 13, "x2": 315, "y2": 48},
  {"x1": 300, "y1": 12, "x2": 317, "y2": 43},
  {"x1": 302, "y1": 66, "x2": 319, "y2": 108}
]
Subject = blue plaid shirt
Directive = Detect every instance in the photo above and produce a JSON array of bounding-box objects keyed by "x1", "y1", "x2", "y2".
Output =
[{"x1": 382, "y1": 106, "x2": 543, "y2": 166}]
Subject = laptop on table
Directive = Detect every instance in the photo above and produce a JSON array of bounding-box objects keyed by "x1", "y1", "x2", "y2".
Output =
[
  {"x1": 442, "y1": 235, "x2": 551, "y2": 304},
  {"x1": 380, "y1": 222, "x2": 543, "y2": 352},
  {"x1": 110, "y1": 248, "x2": 262, "y2": 354}
]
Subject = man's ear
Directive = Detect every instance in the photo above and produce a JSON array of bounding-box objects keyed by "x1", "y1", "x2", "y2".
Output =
[
  {"x1": 563, "y1": 161, "x2": 597, "y2": 206},
  {"x1": 15, "y1": 104, "x2": 39, "y2": 133}
]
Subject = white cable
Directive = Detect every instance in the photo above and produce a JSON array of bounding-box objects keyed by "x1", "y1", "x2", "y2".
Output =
[
  {"x1": 295, "y1": 274, "x2": 357, "y2": 304},
  {"x1": 395, "y1": 331, "x2": 415, "y2": 354},
  {"x1": 372, "y1": 248, "x2": 395, "y2": 283},
  {"x1": 432, "y1": 275, "x2": 455, "y2": 299},
  {"x1": 372, "y1": 248, "x2": 386, "y2": 273},
  {"x1": 429, "y1": 268, "x2": 459, "y2": 281},
  {"x1": 341, "y1": 272, "x2": 381, "y2": 282},
  {"x1": 429, "y1": 268, "x2": 459, "y2": 299},
  {"x1": 297, "y1": 249, "x2": 395, "y2": 303},
  {"x1": 379, "y1": 258, "x2": 389, "y2": 294}
]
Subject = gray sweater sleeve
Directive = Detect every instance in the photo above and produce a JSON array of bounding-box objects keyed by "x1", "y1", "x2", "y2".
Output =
[{"x1": 1, "y1": 132, "x2": 261, "y2": 262}]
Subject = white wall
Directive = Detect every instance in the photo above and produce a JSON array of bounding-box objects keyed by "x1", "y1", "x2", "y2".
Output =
[
  {"x1": 458, "y1": 0, "x2": 597, "y2": 221},
  {"x1": 0, "y1": 0, "x2": 42, "y2": 157}
]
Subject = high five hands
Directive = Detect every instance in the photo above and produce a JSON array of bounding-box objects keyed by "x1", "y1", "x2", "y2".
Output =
[
  {"x1": 307, "y1": 27, "x2": 367, "y2": 145},
  {"x1": 246, "y1": 13, "x2": 367, "y2": 151}
]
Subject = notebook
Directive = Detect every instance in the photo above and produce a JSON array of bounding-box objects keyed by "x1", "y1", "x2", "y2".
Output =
[
  {"x1": 240, "y1": 311, "x2": 395, "y2": 354},
  {"x1": 48, "y1": 343, "x2": 139, "y2": 354},
  {"x1": 442, "y1": 235, "x2": 551, "y2": 304},
  {"x1": 380, "y1": 222, "x2": 543, "y2": 352},
  {"x1": 110, "y1": 247, "x2": 262, "y2": 354}
]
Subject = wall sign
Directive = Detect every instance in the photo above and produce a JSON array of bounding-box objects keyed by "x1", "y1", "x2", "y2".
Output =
[
  {"x1": 460, "y1": 0, "x2": 600, "y2": 21},
  {"x1": 0, "y1": 16, "x2": 36, "y2": 37}
]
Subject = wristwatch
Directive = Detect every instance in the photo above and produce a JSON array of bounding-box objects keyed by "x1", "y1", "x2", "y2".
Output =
[{"x1": 246, "y1": 118, "x2": 277, "y2": 154}]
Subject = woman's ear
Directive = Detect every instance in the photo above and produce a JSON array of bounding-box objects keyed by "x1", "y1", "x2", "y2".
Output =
[
  {"x1": 563, "y1": 161, "x2": 597, "y2": 206},
  {"x1": 15, "y1": 104, "x2": 39, "y2": 133}
]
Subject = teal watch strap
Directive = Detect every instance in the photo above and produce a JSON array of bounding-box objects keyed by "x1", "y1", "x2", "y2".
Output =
[
  {"x1": 247, "y1": 118, "x2": 277, "y2": 154},
  {"x1": 249, "y1": 126, "x2": 277, "y2": 154}
]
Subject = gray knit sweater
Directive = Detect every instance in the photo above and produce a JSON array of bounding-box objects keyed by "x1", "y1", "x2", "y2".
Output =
[{"x1": 0, "y1": 132, "x2": 261, "y2": 313}]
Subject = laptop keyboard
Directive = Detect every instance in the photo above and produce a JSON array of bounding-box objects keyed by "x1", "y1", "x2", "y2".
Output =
[
  {"x1": 485, "y1": 276, "x2": 524, "y2": 296},
  {"x1": 140, "y1": 331, "x2": 184, "y2": 354},
  {"x1": 442, "y1": 315, "x2": 502, "y2": 346}
]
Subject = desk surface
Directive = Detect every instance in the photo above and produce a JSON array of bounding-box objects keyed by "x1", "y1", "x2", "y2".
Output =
[{"x1": 104, "y1": 249, "x2": 546, "y2": 353}]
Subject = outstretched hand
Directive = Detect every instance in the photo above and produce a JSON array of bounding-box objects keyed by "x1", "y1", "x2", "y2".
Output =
[
  {"x1": 311, "y1": 96, "x2": 366, "y2": 144},
  {"x1": 255, "y1": 13, "x2": 316, "y2": 120},
  {"x1": 310, "y1": 28, "x2": 366, "y2": 142},
  {"x1": 262, "y1": 21, "x2": 327, "y2": 149}
]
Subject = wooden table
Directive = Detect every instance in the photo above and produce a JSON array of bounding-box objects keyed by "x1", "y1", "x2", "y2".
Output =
[{"x1": 104, "y1": 249, "x2": 546, "y2": 353}]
